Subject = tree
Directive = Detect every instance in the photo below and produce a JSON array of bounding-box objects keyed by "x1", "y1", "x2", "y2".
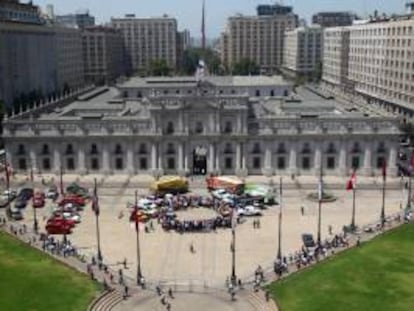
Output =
[
  {"x1": 148, "y1": 59, "x2": 171, "y2": 76},
  {"x1": 231, "y1": 58, "x2": 260, "y2": 76},
  {"x1": 179, "y1": 47, "x2": 223, "y2": 75}
]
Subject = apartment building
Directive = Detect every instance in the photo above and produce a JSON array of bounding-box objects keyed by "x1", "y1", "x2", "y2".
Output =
[
  {"x1": 56, "y1": 11, "x2": 95, "y2": 29},
  {"x1": 111, "y1": 15, "x2": 178, "y2": 74},
  {"x1": 322, "y1": 15, "x2": 414, "y2": 119},
  {"x1": 220, "y1": 5, "x2": 298, "y2": 73},
  {"x1": 312, "y1": 12, "x2": 356, "y2": 28},
  {"x1": 82, "y1": 26, "x2": 125, "y2": 84},
  {"x1": 0, "y1": 0, "x2": 43, "y2": 24},
  {"x1": 282, "y1": 25, "x2": 323, "y2": 80},
  {"x1": 0, "y1": 21, "x2": 85, "y2": 108}
]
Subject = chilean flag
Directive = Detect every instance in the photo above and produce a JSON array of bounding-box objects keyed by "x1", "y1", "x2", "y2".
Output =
[{"x1": 346, "y1": 170, "x2": 357, "y2": 191}]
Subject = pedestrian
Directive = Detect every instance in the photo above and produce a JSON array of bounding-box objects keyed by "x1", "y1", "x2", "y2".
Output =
[
  {"x1": 253, "y1": 219, "x2": 256, "y2": 229},
  {"x1": 124, "y1": 285, "x2": 129, "y2": 298},
  {"x1": 168, "y1": 288, "x2": 174, "y2": 299},
  {"x1": 265, "y1": 290, "x2": 270, "y2": 302},
  {"x1": 190, "y1": 242, "x2": 195, "y2": 253},
  {"x1": 301, "y1": 206, "x2": 305, "y2": 216},
  {"x1": 166, "y1": 303, "x2": 171, "y2": 311},
  {"x1": 257, "y1": 219, "x2": 261, "y2": 229},
  {"x1": 328, "y1": 225, "x2": 333, "y2": 235},
  {"x1": 123, "y1": 258, "x2": 128, "y2": 269},
  {"x1": 357, "y1": 235, "x2": 361, "y2": 247}
]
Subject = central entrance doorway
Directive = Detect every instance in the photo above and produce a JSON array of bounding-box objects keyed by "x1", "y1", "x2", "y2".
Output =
[{"x1": 193, "y1": 146, "x2": 207, "y2": 175}]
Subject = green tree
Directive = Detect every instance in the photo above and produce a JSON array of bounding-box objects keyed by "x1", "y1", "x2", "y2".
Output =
[
  {"x1": 231, "y1": 58, "x2": 260, "y2": 76},
  {"x1": 148, "y1": 59, "x2": 171, "y2": 76},
  {"x1": 179, "y1": 47, "x2": 223, "y2": 75}
]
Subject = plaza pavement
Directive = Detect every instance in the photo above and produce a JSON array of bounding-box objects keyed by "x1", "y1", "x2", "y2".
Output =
[{"x1": 5, "y1": 173, "x2": 407, "y2": 290}]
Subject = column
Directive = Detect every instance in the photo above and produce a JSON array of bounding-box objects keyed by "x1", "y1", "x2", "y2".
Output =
[
  {"x1": 314, "y1": 143, "x2": 322, "y2": 175},
  {"x1": 215, "y1": 143, "x2": 220, "y2": 173},
  {"x1": 102, "y1": 143, "x2": 110, "y2": 174},
  {"x1": 126, "y1": 143, "x2": 134, "y2": 174},
  {"x1": 263, "y1": 143, "x2": 273, "y2": 176},
  {"x1": 363, "y1": 141, "x2": 372, "y2": 176},
  {"x1": 289, "y1": 142, "x2": 297, "y2": 175},
  {"x1": 53, "y1": 145, "x2": 61, "y2": 173},
  {"x1": 209, "y1": 143, "x2": 215, "y2": 173},
  {"x1": 184, "y1": 143, "x2": 189, "y2": 172},
  {"x1": 338, "y1": 142, "x2": 347, "y2": 176},
  {"x1": 78, "y1": 143, "x2": 86, "y2": 174},
  {"x1": 236, "y1": 143, "x2": 241, "y2": 170},
  {"x1": 157, "y1": 142, "x2": 163, "y2": 172},
  {"x1": 241, "y1": 143, "x2": 246, "y2": 169},
  {"x1": 29, "y1": 146, "x2": 37, "y2": 173},
  {"x1": 178, "y1": 142, "x2": 184, "y2": 171},
  {"x1": 179, "y1": 112, "x2": 184, "y2": 134},
  {"x1": 388, "y1": 144, "x2": 398, "y2": 177},
  {"x1": 151, "y1": 142, "x2": 157, "y2": 170}
]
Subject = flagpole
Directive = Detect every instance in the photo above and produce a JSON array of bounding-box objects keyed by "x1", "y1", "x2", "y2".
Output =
[
  {"x1": 380, "y1": 167, "x2": 386, "y2": 227},
  {"x1": 317, "y1": 167, "x2": 323, "y2": 246},
  {"x1": 231, "y1": 210, "x2": 237, "y2": 286},
  {"x1": 4, "y1": 151, "x2": 10, "y2": 208},
  {"x1": 351, "y1": 186, "x2": 356, "y2": 230},
  {"x1": 94, "y1": 178, "x2": 103, "y2": 262},
  {"x1": 60, "y1": 165, "x2": 64, "y2": 196},
  {"x1": 277, "y1": 177, "x2": 283, "y2": 261},
  {"x1": 135, "y1": 190, "x2": 143, "y2": 285}
]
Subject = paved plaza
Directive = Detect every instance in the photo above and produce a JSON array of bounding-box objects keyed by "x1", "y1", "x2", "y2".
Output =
[{"x1": 2, "y1": 174, "x2": 407, "y2": 290}]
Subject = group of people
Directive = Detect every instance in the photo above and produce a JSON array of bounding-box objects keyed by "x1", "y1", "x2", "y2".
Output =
[
  {"x1": 161, "y1": 215, "x2": 232, "y2": 233},
  {"x1": 40, "y1": 234, "x2": 77, "y2": 257}
]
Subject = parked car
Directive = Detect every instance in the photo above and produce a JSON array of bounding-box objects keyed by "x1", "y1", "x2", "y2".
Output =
[
  {"x1": 14, "y1": 199, "x2": 27, "y2": 209},
  {"x1": 54, "y1": 211, "x2": 81, "y2": 224},
  {"x1": 58, "y1": 195, "x2": 86, "y2": 207},
  {"x1": 33, "y1": 196, "x2": 45, "y2": 208},
  {"x1": 46, "y1": 187, "x2": 59, "y2": 200},
  {"x1": 47, "y1": 216, "x2": 76, "y2": 229},
  {"x1": 237, "y1": 205, "x2": 262, "y2": 217},
  {"x1": 2, "y1": 189, "x2": 17, "y2": 201},
  {"x1": 6, "y1": 207, "x2": 23, "y2": 221},
  {"x1": 17, "y1": 188, "x2": 34, "y2": 201},
  {"x1": 45, "y1": 220, "x2": 72, "y2": 235},
  {"x1": 302, "y1": 233, "x2": 316, "y2": 248}
]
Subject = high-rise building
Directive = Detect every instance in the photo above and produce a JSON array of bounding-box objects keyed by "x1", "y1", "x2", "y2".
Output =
[
  {"x1": 322, "y1": 15, "x2": 414, "y2": 119},
  {"x1": 256, "y1": 4, "x2": 294, "y2": 16},
  {"x1": 0, "y1": 0, "x2": 43, "y2": 24},
  {"x1": 82, "y1": 26, "x2": 125, "y2": 84},
  {"x1": 111, "y1": 15, "x2": 178, "y2": 74},
  {"x1": 220, "y1": 6, "x2": 298, "y2": 73},
  {"x1": 282, "y1": 25, "x2": 323, "y2": 80},
  {"x1": 56, "y1": 11, "x2": 95, "y2": 29},
  {"x1": 312, "y1": 12, "x2": 356, "y2": 28},
  {"x1": 54, "y1": 26, "x2": 84, "y2": 91},
  {"x1": 0, "y1": 21, "x2": 85, "y2": 108}
]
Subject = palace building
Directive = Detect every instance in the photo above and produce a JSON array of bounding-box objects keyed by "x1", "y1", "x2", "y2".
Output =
[{"x1": 2, "y1": 74, "x2": 400, "y2": 177}]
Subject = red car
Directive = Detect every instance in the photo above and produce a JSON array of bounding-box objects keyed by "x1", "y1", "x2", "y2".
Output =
[
  {"x1": 33, "y1": 193, "x2": 45, "y2": 208},
  {"x1": 45, "y1": 221, "x2": 72, "y2": 235},
  {"x1": 47, "y1": 216, "x2": 75, "y2": 229},
  {"x1": 58, "y1": 195, "x2": 86, "y2": 207}
]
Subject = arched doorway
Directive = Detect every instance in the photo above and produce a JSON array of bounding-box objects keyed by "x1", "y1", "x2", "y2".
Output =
[{"x1": 193, "y1": 146, "x2": 207, "y2": 175}]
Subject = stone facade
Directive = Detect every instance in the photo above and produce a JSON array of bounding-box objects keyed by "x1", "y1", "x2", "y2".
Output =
[{"x1": 2, "y1": 76, "x2": 400, "y2": 178}]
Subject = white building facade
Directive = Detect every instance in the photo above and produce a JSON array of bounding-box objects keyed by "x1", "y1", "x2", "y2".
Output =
[{"x1": 2, "y1": 76, "x2": 399, "y2": 178}]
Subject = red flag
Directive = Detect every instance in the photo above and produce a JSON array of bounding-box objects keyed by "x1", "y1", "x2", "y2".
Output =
[
  {"x1": 382, "y1": 160, "x2": 387, "y2": 181},
  {"x1": 346, "y1": 170, "x2": 357, "y2": 191}
]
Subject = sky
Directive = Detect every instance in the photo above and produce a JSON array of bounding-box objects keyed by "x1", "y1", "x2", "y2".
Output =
[{"x1": 34, "y1": 0, "x2": 406, "y2": 38}]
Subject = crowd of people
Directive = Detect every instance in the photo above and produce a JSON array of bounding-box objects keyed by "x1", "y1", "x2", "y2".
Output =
[{"x1": 161, "y1": 215, "x2": 232, "y2": 233}]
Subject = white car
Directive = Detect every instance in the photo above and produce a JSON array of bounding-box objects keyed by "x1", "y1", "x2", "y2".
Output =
[
  {"x1": 2, "y1": 189, "x2": 17, "y2": 200},
  {"x1": 62, "y1": 211, "x2": 81, "y2": 223},
  {"x1": 211, "y1": 189, "x2": 228, "y2": 200},
  {"x1": 46, "y1": 187, "x2": 58, "y2": 199},
  {"x1": 237, "y1": 205, "x2": 262, "y2": 217}
]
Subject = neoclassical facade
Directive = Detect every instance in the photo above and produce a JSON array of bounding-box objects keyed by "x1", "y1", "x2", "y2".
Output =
[{"x1": 2, "y1": 75, "x2": 400, "y2": 177}]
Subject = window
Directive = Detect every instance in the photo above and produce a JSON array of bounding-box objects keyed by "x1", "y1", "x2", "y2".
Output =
[
  {"x1": 302, "y1": 157, "x2": 310, "y2": 170},
  {"x1": 66, "y1": 144, "x2": 74, "y2": 155},
  {"x1": 302, "y1": 143, "x2": 311, "y2": 154},
  {"x1": 167, "y1": 157, "x2": 175, "y2": 170},
  {"x1": 225, "y1": 157, "x2": 233, "y2": 169},
  {"x1": 115, "y1": 144, "x2": 123, "y2": 155},
  {"x1": 18, "y1": 158, "x2": 27, "y2": 170},
  {"x1": 42, "y1": 144, "x2": 50, "y2": 155},
  {"x1": 17, "y1": 144, "x2": 26, "y2": 155},
  {"x1": 42, "y1": 158, "x2": 51, "y2": 170},
  {"x1": 352, "y1": 156, "x2": 360, "y2": 169},
  {"x1": 351, "y1": 142, "x2": 361, "y2": 153},
  {"x1": 166, "y1": 143, "x2": 175, "y2": 155},
  {"x1": 327, "y1": 157, "x2": 335, "y2": 169},
  {"x1": 277, "y1": 157, "x2": 285, "y2": 170},
  {"x1": 195, "y1": 122, "x2": 203, "y2": 134},
  {"x1": 377, "y1": 142, "x2": 386, "y2": 153},
  {"x1": 91, "y1": 158, "x2": 99, "y2": 170},
  {"x1": 277, "y1": 143, "x2": 286, "y2": 154},
  {"x1": 91, "y1": 144, "x2": 98, "y2": 155},
  {"x1": 255, "y1": 90, "x2": 261, "y2": 97},
  {"x1": 139, "y1": 144, "x2": 147, "y2": 154},
  {"x1": 376, "y1": 156, "x2": 385, "y2": 169},
  {"x1": 253, "y1": 157, "x2": 261, "y2": 169},
  {"x1": 252, "y1": 143, "x2": 261, "y2": 154},
  {"x1": 67, "y1": 158, "x2": 75, "y2": 171},
  {"x1": 166, "y1": 122, "x2": 174, "y2": 134},
  {"x1": 224, "y1": 121, "x2": 232, "y2": 133},
  {"x1": 326, "y1": 143, "x2": 336, "y2": 154},
  {"x1": 115, "y1": 158, "x2": 123, "y2": 170},
  {"x1": 270, "y1": 90, "x2": 275, "y2": 97},
  {"x1": 140, "y1": 158, "x2": 148, "y2": 170}
]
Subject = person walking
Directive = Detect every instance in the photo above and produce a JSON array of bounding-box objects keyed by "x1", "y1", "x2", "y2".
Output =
[{"x1": 300, "y1": 206, "x2": 305, "y2": 216}]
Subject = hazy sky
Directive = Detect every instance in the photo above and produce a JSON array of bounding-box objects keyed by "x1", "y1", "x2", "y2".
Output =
[{"x1": 34, "y1": 0, "x2": 406, "y2": 37}]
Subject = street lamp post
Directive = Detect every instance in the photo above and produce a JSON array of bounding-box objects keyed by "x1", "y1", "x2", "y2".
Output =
[
  {"x1": 135, "y1": 190, "x2": 143, "y2": 285},
  {"x1": 350, "y1": 186, "x2": 356, "y2": 230},
  {"x1": 317, "y1": 167, "x2": 323, "y2": 247},
  {"x1": 32, "y1": 201, "x2": 38, "y2": 233},
  {"x1": 380, "y1": 162, "x2": 387, "y2": 227},
  {"x1": 277, "y1": 177, "x2": 283, "y2": 261},
  {"x1": 93, "y1": 178, "x2": 103, "y2": 262},
  {"x1": 230, "y1": 208, "x2": 237, "y2": 286}
]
